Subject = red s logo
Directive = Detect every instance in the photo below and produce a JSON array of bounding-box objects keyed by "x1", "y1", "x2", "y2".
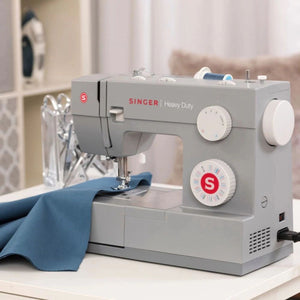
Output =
[
  {"x1": 80, "y1": 92, "x2": 88, "y2": 103},
  {"x1": 201, "y1": 173, "x2": 219, "y2": 194}
]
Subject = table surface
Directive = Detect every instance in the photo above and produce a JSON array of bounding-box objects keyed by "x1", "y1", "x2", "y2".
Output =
[{"x1": 0, "y1": 185, "x2": 300, "y2": 300}]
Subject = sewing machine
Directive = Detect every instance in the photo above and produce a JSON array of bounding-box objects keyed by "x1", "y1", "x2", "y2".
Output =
[{"x1": 71, "y1": 71, "x2": 295, "y2": 275}]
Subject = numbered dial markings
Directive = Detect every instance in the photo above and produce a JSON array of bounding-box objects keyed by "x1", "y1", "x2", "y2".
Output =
[
  {"x1": 197, "y1": 106, "x2": 232, "y2": 141},
  {"x1": 190, "y1": 159, "x2": 236, "y2": 207}
]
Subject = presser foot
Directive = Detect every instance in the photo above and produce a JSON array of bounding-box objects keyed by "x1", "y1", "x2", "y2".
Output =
[
  {"x1": 113, "y1": 156, "x2": 131, "y2": 190},
  {"x1": 114, "y1": 175, "x2": 131, "y2": 190}
]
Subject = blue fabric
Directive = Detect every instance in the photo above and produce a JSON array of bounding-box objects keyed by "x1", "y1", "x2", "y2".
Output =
[{"x1": 0, "y1": 172, "x2": 152, "y2": 271}]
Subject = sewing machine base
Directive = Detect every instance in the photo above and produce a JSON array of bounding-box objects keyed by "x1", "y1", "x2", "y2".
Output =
[
  {"x1": 87, "y1": 242, "x2": 292, "y2": 276},
  {"x1": 87, "y1": 184, "x2": 293, "y2": 276}
]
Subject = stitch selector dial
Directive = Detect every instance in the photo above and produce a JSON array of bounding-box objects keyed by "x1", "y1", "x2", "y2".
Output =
[
  {"x1": 197, "y1": 106, "x2": 232, "y2": 141},
  {"x1": 190, "y1": 159, "x2": 236, "y2": 207}
]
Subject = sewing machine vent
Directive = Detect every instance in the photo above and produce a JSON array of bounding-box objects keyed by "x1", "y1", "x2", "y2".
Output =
[{"x1": 249, "y1": 227, "x2": 271, "y2": 254}]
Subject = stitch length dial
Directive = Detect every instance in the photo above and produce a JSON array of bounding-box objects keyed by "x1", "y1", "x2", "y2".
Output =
[
  {"x1": 190, "y1": 159, "x2": 236, "y2": 207},
  {"x1": 197, "y1": 106, "x2": 232, "y2": 141}
]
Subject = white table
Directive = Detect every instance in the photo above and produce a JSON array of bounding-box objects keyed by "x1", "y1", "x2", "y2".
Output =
[{"x1": 0, "y1": 185, "x2": 300, "y2": 300}]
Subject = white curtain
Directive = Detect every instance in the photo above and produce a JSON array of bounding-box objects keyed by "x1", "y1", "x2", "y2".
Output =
[
  {"x1": 269, "y1": 0, "x2": 300, "y2": 56},
  {"x1": 93, "y1": 0, "x2": 300, "y2": 183},
  {"x1": 94, "y1": 0, "x2": 286, "y2": 73}
]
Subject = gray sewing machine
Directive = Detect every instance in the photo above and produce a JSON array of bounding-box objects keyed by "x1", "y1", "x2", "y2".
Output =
[{"x1": 71, "y1": 71, "x2": 295, "y2": 275}]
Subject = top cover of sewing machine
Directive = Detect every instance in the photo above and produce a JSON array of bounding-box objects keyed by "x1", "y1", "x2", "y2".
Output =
[{"x1": 71, "y1": 72, "x2": 295, "y2": 275}]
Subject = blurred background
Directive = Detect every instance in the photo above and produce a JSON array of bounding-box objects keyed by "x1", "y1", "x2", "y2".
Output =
[{"x1": 1, "y1": 0, "x2": 300, "y2": 195}]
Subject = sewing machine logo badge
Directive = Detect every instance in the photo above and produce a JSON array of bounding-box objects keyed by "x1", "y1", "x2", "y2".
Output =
[
  {"x1": 129, "y1": 97, "x2": 193, "y2": 111},
  {"x1": 129, "y1": 98, "x2": 158, "y2": 106},
  {"x1": 201, "y1": 173, "x2": 219, "y2": 194},
  {"x1": 80, "y1": 92, "x2": 88, "y2": 103}
]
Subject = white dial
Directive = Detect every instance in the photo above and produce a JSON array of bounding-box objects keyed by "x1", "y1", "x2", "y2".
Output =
[
  {"x1": 197, "y1": 106, "x2": 232, "y2": 141},
  {"x1": 263, "y1": 100, "x2": 294, "y2": 146},
  {"x1": 190, "y1": 159, "x2": 236, "y2": 207}
]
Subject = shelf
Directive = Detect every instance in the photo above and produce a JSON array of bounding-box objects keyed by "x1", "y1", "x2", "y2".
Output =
[
  {"x1": 22, "y1": 80, "x2": 71, "y2": 97},
  {"x1": 0, "y1": 91, "x2": 18, "y2": 99},
  {"x1": 23, "y1": 94, "x2": 43, "y2": 187},
  {"x1": 0, "y1": 0, "x2": 93, "y2": 190},
  {"x1": 21, "y1": 0, "x2": 83, "y2": 85}
]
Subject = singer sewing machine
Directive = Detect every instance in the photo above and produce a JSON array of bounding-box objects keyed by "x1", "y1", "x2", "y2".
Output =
[{"x1": 71, "y1": 71, "x2": 295, "y2": 275}]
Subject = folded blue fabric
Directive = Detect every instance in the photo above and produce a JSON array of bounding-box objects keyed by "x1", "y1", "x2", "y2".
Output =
[{"x1": 0, "y1": 172, "x2": 152, "y2": 271}]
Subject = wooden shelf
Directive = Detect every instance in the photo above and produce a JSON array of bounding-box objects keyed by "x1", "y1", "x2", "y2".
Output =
[
  {"x1": 22, "y1": 80, "x2": 71, "y2": 97},
  {"x1": 5, "y1": 0, "x2": 93, "y2": 188},
  {"x1": 0, "y1": 91, "x2": 18, "y2": 99}
]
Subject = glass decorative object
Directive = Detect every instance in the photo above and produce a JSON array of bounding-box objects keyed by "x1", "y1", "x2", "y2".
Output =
[{"x1": 41, "y1": 93, "x2": 115, "y2": 188}]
